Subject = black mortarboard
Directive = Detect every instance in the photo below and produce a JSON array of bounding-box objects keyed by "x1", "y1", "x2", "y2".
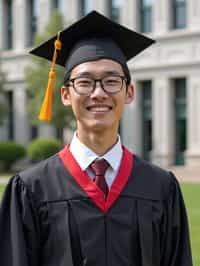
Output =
[{"x1": 30, "y1": 10, "x2": 155, "y2": 121}]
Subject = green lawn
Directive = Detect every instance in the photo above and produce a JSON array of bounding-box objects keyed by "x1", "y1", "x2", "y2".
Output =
[
  {"x1": 181, "y1": 183, "x2": 200, "y2": 266},
  {"x1": 0, "y1": 182, "x2": 199, "y2": 265},
  {"x1": 0, "y1": 184, "x2": 5, "y2": 196}
]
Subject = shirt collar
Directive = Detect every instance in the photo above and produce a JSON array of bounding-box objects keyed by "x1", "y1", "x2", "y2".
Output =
[{"x1": 69, "y1": 132, "x2": 123, "y2": 171}]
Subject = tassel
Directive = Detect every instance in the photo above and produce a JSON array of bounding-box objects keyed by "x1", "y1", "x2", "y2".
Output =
[{"x1": 38, "y1": 32, "x2": 62, "y2": 121}]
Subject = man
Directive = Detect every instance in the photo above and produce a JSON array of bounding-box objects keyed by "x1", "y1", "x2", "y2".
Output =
[{"x1": 0, "y1": 11, "x2": 193, "y2": 266}]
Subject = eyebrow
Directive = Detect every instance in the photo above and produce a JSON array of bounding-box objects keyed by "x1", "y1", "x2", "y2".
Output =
[{"x1": 71, "y1": 70, "x2": 123, "y2": 78}]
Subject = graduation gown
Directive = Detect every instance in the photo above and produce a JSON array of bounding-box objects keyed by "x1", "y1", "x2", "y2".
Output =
[{"x1": 0, "y1": 145, "x2": 193, "y2": 266}]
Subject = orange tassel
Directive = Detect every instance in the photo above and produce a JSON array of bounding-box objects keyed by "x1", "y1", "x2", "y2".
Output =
[{"x1": 38, "y1": 32, "x2": 62, "y2": 121}]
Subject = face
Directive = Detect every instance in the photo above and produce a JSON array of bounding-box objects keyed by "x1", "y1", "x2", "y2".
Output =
[{"x1": 61, "y1": 59, "x2": 134, "y2": 135}]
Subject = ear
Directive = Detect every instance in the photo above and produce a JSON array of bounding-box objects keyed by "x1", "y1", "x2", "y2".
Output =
[
  {"x1": 125, "y1": 84, "x2": 134, "y2": 104},
  {"x1": 61, "y1": 86, "x2": 71, "y2": 106}
]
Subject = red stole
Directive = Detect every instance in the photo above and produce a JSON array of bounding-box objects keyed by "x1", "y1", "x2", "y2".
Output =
[{"x1": 59, "y1": 144, "x2": 133, "y2": 213}]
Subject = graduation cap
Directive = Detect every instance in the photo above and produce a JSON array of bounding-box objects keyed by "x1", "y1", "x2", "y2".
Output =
[{"x1": 30, "y1": 10, "x2": 155, "y2": 122}]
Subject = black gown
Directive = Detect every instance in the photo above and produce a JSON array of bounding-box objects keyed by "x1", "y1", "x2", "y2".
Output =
[{"x1": 0, "y1": 145, "x2": 193, "y2": 266}]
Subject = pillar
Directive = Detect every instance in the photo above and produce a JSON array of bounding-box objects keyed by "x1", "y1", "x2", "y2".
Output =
[
  {"x1": 154, "y1": 0, "x2": 171, "y2": 34},
  {"x1": 187, "y1": 0, "x2": 200, "y2": 30},
  {"x1": 151, "y1": 77, "x2": 174, "y2": 167},
  {"x1": 38, "y1": 0, "x2": 52, "y2": 32},
  {"x1": 185, "y1": 73, "x2": 200, "y2": 166},
  {"x1": 13, "y1": 87, "x2": 29, "y2": 144},
  {"x1": 13, "y1": 0, "x2": 28, "y2": 50},
  {"x1": 121, "y1": 0, "x2": 139, "y2": 30},
  {"x1": 122, "y1": 80, "x2": 142, "y2": 155},
  {"x1": 0, "y1": 0, "x2": 4, "y2": 49}
]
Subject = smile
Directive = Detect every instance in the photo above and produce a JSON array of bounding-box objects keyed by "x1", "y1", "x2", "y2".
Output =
[{"x1": 87, "y1": 105, "x2": 112, "y2": 112}]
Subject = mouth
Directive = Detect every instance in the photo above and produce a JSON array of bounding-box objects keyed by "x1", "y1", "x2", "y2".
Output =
[{"x1": 86, "y1": 105, "x2": 112, "y2": 112}]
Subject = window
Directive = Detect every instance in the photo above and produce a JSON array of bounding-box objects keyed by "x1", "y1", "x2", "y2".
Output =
[
  {"x1": 140, "y1": 0, "x2": 153, "y2": 33},
  {"x1": 31, "y1": 125, "x2": 38, "y2": 139},
  {"x1": 141, "y1": 80, "x2": 152, "y2": 161},
  {"x1": 29, "y1": 0, "x2": 39, "y2": 44},
  {"x1": 52, "y1": 0, "x2": 59, "y2": 8},
  {"x1": 52, "y1": 0, "x2": 66, "y2": 14},
  {"x1": 174, "y1": 78, "x2": 187, "y2": 165},
  {"x1": 5, "y1": 0, "x2": 13, "y2": 49},
  {"x1": 7, "y1": 91, "x2": 14, "y2": 140},
  {"x1": 80, "y1": 0, "x2": 93, "y2": 16},
  {"x1": 172, "y1": 0, "x2": 186, "y2": 29},
  {"x1": 109, "y1": 0, "x2": 122, "y2": 23}
]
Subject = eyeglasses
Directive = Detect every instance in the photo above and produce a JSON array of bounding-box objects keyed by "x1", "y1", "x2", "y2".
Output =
[{"x1": 66, "y1": 75, "x2": 127, "y2": 95}]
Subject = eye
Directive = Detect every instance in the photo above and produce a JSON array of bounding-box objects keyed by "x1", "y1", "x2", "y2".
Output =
[
  {"x1": 103, "y1": 76, "x2": 121, "y2": 85},
  {"x1": 75, "y1": 78, "x2": 93, "y2": 87}
]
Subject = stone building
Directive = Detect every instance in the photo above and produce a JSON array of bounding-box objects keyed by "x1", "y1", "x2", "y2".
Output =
[{"x1": 0, "y1": 0, "x2": 200, "y2": 167}]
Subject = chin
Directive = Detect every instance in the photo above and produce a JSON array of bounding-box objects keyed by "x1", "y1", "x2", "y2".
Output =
[{"x1": 89, "y1": 120, "x2": 115, "y2": 132}]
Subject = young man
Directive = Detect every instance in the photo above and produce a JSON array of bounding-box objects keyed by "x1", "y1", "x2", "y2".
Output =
[{"x1": 0, "y1": 11, "x2": 193, "y2": 266}]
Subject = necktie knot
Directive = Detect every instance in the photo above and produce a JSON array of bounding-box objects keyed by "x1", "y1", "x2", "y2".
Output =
[
  {"x1": 90, "y1": 159, "x2": 109, "y2": 197},
  {"x1": 90, "y1": 159, "x2": 109, "y2": 176}
]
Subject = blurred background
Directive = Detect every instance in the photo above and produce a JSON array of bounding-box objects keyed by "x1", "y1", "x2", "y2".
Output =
[
  {"x1": 0, "y1": 0, "x2": 200, "y2": 171},
  {"x1": 0, "y1": 1, "x2": 199, "y2": 264}
]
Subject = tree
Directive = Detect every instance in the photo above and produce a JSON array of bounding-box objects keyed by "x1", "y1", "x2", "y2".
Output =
[
  {"x1": 25, "y1": 10, "x2": 74, "y2": 137},
  {"x1": 0, "y1": 53, "x2": 8, "y2": 125}
]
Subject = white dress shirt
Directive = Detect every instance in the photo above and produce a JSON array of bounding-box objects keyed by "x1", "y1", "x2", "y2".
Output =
[{"x1": 69, "y1": 133, "x2": 123, "y2": 188}]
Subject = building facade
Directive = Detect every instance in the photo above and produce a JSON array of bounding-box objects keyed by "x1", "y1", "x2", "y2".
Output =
[{"x1": 0, "y1": 0, "x2": 200, "y2": 167}]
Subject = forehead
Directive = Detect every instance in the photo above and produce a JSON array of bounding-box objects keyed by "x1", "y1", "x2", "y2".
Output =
[{"x1": 70, "y1": 59, "x2": 124, "y2": 77}]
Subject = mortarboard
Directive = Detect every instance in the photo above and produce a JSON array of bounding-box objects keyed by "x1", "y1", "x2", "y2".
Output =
[{"x1": 30, "y1": 10, "x2": 155, "y2": 122}]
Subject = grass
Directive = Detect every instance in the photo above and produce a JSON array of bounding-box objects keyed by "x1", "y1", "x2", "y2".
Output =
[
  {"x1": 0, "y1": 182, "x2": 199, "y2": 265},
  {"x1": 0, "y1": 184, "x2": 5, "y2": 196},
  {"x1": 181, "y1": 183, "x2": 200, "y2": 266}
]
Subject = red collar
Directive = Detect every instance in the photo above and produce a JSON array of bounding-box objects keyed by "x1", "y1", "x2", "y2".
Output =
[{"x1": 59, "y1": 144, "x2": 133, "y2": 213}]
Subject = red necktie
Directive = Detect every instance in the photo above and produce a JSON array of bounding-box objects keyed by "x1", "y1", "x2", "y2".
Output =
[{"x1": 90, "y1": 159, "x2": 109, "y2": 197}]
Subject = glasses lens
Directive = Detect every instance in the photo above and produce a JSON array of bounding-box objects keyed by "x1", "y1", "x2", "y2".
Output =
[
  {"x1": 102, "y1": 76, "x2": 123, "y2": 93},
  {"x1": 74, "y1": 77, "x2": 94, "y2": 94}
]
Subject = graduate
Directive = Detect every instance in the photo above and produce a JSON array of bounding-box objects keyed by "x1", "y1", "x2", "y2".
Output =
[{"x1": 0, "y1": 11, "x2": 193, "y2": 266}]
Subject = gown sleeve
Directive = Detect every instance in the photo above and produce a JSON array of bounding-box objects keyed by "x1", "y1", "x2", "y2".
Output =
[
  {"x1": 0, "y1": 175, "x2": 41, "y2": 266},
  {"x1": 161, "y1": 173, "x2": 193, "y2": 266}
]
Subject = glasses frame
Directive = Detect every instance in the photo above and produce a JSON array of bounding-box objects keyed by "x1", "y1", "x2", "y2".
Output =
[{"x1": 65, "y1": 75, "x2": 127, "y2": 95}]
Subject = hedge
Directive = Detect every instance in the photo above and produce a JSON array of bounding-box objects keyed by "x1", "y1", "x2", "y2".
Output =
[
  {"x1": 0, "y1": 141, "x2": 26, "y2": 170},
  {"x1": 27, "y1": 138, "x2": 61, "y2": 161}
]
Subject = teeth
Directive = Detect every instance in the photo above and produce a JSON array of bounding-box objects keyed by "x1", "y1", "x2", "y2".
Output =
[{"x1": 89, "y1": 106, "x2": 110, "y2": 111}]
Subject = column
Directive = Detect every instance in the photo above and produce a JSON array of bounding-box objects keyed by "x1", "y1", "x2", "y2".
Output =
[
  {"x1": 121, "y1": 0, "x2": 139, "y2": 30},
  {"x1": 0, "y1": 93, "x2": 8, "y2": 141},
  {"x1": 13, "y1": 0, "x2": 28, "y2": 50},
  {"x1": 0, "y1": 0, "x2": 4, "y2": 49},
  {"x1": 61, "y1": 0, "x2": 78, "y2": 23},
  {"x1": 38, "y1": 124, "x2": 55, "y2": 138},
  {"x1": 153, "y1": 0, "x2": 171, "y2": 34},
  {"x1": 95, "y1": 0, "x2": 110, "y2": 17},
  {"x1": 13, "y1": 87, "x2": 29, "y2": 145},
  {"x1": 187, "y1": 0, "x2": 200, "y2": 30},
  {"x1": 0, "y1": 124, "x2": 7, "y2": 140},
  {"x1": 38, "y1": 0, "x2": 52, "y2": 32},
  {"x1": 185, "y1": 74, "x2": 200, "y2": 166},
  {"x1": 151, "y1": 77, "x2": 174, "y2": 167},
  {"x1": 121, "y1": 80, "x2": 142, "y2": 155}
]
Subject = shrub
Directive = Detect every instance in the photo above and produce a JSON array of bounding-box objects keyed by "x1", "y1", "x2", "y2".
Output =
[
  {"x1": 27, "y1": 138, "x2": 61, "y2": 161},
  {"x1": 0, "y1": 141, "x2": 26, "y2": 170}
]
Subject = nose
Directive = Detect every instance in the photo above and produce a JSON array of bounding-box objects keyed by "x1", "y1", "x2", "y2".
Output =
[{"x1": 90, "y1": 81, "x2": 108, "y2": 99}]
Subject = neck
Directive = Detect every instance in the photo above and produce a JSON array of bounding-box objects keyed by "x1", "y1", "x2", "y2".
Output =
[{"x1": 76, "y1": 127, "x2": 119, "y2": 156}]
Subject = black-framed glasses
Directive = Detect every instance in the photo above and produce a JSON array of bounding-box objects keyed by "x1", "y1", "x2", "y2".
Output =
[{"x1": 66, "y1": 75, "x2": 127, "y2": 95}]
